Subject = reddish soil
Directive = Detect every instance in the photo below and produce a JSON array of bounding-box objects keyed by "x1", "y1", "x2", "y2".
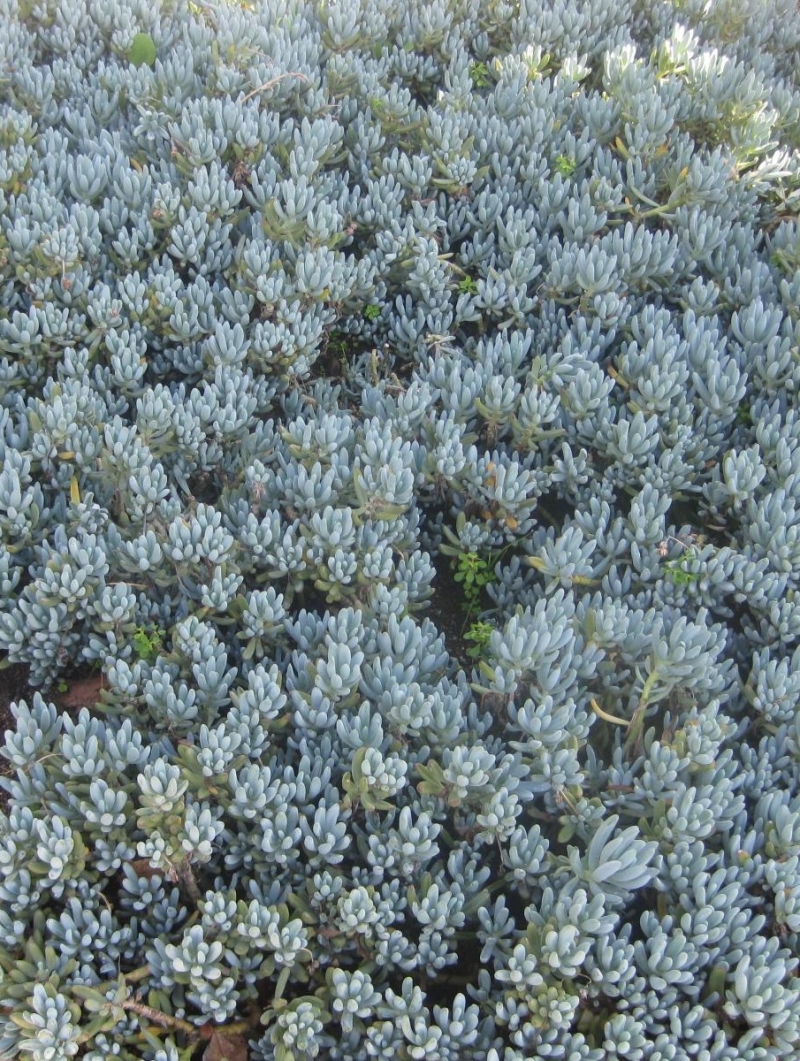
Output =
[
  {"x1": 0, "y1": 663, "x2": 107, "y2": 809},
  {"x1": 0, "y1": 663, "x2": 32, "y2": 801}
]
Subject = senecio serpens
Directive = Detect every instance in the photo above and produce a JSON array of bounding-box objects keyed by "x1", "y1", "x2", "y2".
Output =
[{"x1": 0, "y1": 0, "x2": 799, "y2": 1058}]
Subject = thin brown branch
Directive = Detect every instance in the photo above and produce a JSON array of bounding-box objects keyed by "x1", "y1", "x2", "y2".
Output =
[
  {"x1": 173, "y1": 857, "x2": 202, "y2": 903},
  {"x1": 121, "y1": 999, "x2": 199, "y2": 1037},
  {"x1": 242, "y1": 72, "x2": 309, "y2": 104}
]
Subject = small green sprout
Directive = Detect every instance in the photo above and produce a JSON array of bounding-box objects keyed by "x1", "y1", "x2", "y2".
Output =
[
  {"x1": 660, "y1": 536, "x2": 700, "y2": 586},
  {"x1": 463, "y1": 620, "x2": 494, "y2": 660},
  {"x1": 735, "y1": 402, "x2": 752, "y2": 426},
  {"x1": 132, "y1": 624, "x2": 165, "y2": 663},
  {"x1": 452, "y1": 551, "x2": 494, "y2": 613},
  {"x1": 469, "y1": 62, "x2": 491, "y2": 89}
]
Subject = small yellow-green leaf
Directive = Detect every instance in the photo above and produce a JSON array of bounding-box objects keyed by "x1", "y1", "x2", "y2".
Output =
[
  {"x1": 351, "y1": 745, "x2": 368, "y2": 784},
  {"x1": 417, "y1": 781, "x2": 444, "y2": 796},
  {"x1": 373, "y1": 502, "x2": 408, "y2": 521},
  {"x1": 589, "y1": 698, "x2": 629, "y2": 727},
  {"x1": 416, "y1": 760, "x2": 445, "y2": 785},
  {"x1": 129, "y1": 32, "x2": 157, "y2": 67}
]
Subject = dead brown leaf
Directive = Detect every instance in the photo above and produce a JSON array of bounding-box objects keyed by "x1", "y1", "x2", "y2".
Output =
[
  {"x1": 125, "y1": 858, "x2": 164, "y2": 881},
  {"x1": 202, "y1": 1029, "x2": 249, "y2": 1061}
]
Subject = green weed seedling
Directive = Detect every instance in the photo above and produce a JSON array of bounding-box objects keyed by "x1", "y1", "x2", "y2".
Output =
[
  {"x1": 131, "y1": 624, "x2": 165, "y2": 664},
  {"x1": 463, "y1": 620, "x2": 494, "y2": 660},
  {"x1": 452, "y1": 550, "x2": 495, "y2": 614},
  {"x1": 469, "y1": 62, "x2": 491, "y2": 88}
]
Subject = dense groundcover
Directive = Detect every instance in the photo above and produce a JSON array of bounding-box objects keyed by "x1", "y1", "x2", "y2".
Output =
[{"x1": 1, "y1": 0, "x2": 800, "y2": 1058}]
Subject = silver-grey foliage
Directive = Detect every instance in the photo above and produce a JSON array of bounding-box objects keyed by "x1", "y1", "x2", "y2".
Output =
[{"x1": 1, "y1": 0, "x2": 800, "y2": 1058}]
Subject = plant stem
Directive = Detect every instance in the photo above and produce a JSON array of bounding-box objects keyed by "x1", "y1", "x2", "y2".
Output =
[
  {"x1": 242, "y1": 71, "x2": 309, "y2": 103},
  {"x1": 121, "y1": 999, "x2": 199, "y2": 1037},
  {"x1": 638, "y1": 668, "x2": 660, "y2": 710},
  {"x1": 624, "y1": 703, "x2": 646, "y2": 757},
  {"x1": 175, "y1": 857, "x2": 202, "y2": 902},
  {"x1": 273, "y1": 966, "x2": 291, "y2": 1004}
]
